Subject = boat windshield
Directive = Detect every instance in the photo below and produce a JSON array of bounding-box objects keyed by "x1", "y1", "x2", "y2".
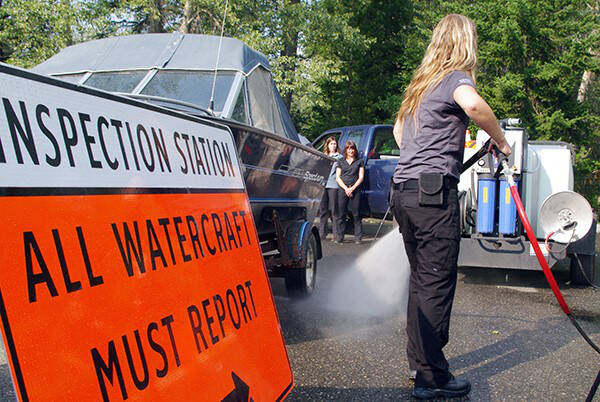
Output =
[
  {"x1": 81, "y1": 70, "x2": 236, "y2": 115},
  {"x1": 78, "y1": 68, "x2": 293, "y2": 139},
  {"x1": 54, "y1": 73, "x2": 86, "y2": 84},
  {"x1": 83, "y1": 71, "x2": 147, "y2": 93},
  {"x1": 141, "y1": 70, "x2": 235, "y2": 114}
]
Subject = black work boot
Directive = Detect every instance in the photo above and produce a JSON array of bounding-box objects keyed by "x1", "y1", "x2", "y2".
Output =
[{"x1": 412, "y1": 375, "x2": 471, "y2": 400}]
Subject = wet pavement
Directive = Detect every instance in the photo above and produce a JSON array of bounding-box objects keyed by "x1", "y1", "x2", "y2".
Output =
[{"x1": 273, "y1": 219, "x2": 600, "y2": 401}]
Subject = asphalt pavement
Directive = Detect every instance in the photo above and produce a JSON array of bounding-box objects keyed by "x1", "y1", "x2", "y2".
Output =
[{"x1": 272, "y1": 219, "x2": 600, "y2": 401}]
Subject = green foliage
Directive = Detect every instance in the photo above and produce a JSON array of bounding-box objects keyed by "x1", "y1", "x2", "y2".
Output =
[
  {"x1": 298, "y1": 0, "x2": 413, "y2": 135},
  {"x1": 0, "y1": 0, "x2": 76, "y2": 67},
  {"x1": 1, "y1": 0, "x2": 598, "y2": 207},
  {"x1": 75, "y1": 0, "x2": 127, "y2": 39}
]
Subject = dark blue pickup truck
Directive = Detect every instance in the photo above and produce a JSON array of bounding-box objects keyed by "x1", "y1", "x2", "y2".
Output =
[{"x1": 312, "y1": 124, "x2": 399, "y2": 218}]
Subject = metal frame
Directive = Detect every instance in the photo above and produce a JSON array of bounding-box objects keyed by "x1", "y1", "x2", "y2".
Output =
[{"x1": 458, "y1": 236, "x2": 566, "y2": 270}]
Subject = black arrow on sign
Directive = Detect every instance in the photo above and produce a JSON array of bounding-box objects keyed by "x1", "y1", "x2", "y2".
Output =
[{"x1": 221, "y1": 371, "x2": 253, "y2": 402}]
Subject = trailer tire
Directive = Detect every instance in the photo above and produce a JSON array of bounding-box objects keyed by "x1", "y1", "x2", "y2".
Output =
[{"x1": 285, "y1": 233, "x2": 317, "y2": 297}]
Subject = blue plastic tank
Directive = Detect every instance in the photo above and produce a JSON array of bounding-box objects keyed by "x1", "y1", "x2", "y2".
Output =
[
  {"x1": 477, "y1": 177, "x2": 496, "y2": 234},
  {"x1": 499, "y1": 179, "x2": 518, "y2": 235}
]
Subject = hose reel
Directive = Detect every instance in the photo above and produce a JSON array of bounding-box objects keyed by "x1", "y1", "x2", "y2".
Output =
[{"x1": 538, "y1": 191, "x2": 593, "y2": 243}]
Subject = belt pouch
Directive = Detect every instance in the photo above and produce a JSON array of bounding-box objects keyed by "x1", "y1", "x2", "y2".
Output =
[{"x1": 418, "y1": 173, "x2": 444, "y2": 206}]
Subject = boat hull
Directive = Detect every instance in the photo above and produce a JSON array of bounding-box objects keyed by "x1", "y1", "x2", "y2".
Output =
[{"x1": 215, "y1": 119, "x2": 332, "y2": 238}]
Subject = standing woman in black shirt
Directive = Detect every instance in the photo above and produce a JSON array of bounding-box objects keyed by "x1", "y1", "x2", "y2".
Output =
[
  {"x1": 391, "y1": 14, "x2": 511, "y2": 400},
  {"x1": 335, "y1": 140, "x2": 364, "y2": 244}
]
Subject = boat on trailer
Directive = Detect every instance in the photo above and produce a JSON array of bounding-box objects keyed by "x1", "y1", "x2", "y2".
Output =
[{"x1": 33, "y1": 32, "x2": 331, "y2": 296}]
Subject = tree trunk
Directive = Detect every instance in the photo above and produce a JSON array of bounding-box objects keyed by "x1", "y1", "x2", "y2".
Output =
[
  {"x1": 179, "y1": 0, "x2": 192, "y2": 33},
  {"x1": 578, "y1": 3, "x2": 599, "y2": 103},
  {"x1": 61, "y1": 0, "x2": 73, "y2": 46},
  {"x1": 148, "y1": 0, "x2": 167, "y2": 33},
  {"x1": 577, "y1": 70, "x2": 595, "y2": 103},
  {"x1": 577, "y1": 42, "x2": 597, "y2": 103}
]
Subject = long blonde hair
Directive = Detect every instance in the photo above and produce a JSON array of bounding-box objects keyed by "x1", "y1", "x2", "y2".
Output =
[{"x1": 397, "y1": 14, "x2": 478, "y2": 123}]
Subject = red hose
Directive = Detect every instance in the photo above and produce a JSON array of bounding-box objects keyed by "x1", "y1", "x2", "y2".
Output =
[{"x1": 508, "y1": 185, "x2": 571, "y2": 315}]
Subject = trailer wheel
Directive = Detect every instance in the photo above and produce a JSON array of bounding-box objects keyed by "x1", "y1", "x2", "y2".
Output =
[
  {"x1": 285, "y1": 234, "x2": 317, "y2": 297},
  {"x1": 459, "y1": 189, "x2": 475, "y2": 235}
]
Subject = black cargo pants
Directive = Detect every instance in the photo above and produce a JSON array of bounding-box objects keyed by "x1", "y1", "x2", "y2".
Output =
[
  {"x1": 391, "y1": 179, "x2": 460, "y2": 388},
  {"x1": 319, "y1": 188, "x2": 338, "y2": 239}
]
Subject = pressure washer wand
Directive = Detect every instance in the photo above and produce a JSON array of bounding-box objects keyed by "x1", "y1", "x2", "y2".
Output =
[
  {"x1": 461, "y1": 138, "x2": 491, "y2": 174},
  {"x1": 374, "y1": 206, "x2": 391, "y2": 240}
]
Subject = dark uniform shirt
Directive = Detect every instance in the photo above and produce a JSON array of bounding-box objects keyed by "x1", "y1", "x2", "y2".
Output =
[
  {"x1": 338, "y1": 157, "x2": 365, "y2": 187},
  {"x1": 393, "y1": 71, "x2": 476, "y2": 183}
]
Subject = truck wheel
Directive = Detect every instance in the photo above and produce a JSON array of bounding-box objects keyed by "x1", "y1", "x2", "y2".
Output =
[{"x1": 285, "y1": 234, "x2": 317, "y2": 297}]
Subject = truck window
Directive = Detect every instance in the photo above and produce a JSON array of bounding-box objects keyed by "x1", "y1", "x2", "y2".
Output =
[
  {"x1": 314, "y1": 132, "x2": 341, "y2": 153},
  {"x1": 371, "y1": 127, "x2": 399, "y2": 158},
  {"x1": 344, "y1": 128, "x2": 365, "y2": 150}
]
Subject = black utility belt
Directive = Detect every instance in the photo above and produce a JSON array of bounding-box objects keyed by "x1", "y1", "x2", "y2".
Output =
[{"x1": 393, "y1": 173, "x2": 458, "y2": 206}]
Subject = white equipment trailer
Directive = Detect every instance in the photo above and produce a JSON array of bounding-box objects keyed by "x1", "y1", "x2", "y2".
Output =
[{"x1": 457, "y1": 120, "x2": 597, "y2": 285}]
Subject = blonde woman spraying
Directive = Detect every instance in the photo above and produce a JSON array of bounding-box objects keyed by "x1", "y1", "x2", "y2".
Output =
[{"x1": 391, "y1": 14, "x2": 511, "y2": 400}]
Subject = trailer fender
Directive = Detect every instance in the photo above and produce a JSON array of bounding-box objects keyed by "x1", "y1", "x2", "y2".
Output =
[
  {"x1": 284, "y1": 221, "x2": 318, "y2": 297},
  {"x1": 311, "y1": 226, "x2": 323, "y2": 260},
  {"x1": 286, "y1": 221, "x2": 312, "y2": 266}
]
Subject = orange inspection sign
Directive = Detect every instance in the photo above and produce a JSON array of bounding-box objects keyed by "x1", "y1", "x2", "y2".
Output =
[{"x1": 0, "y1": 64, "x2": 293, "y2": 401}]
